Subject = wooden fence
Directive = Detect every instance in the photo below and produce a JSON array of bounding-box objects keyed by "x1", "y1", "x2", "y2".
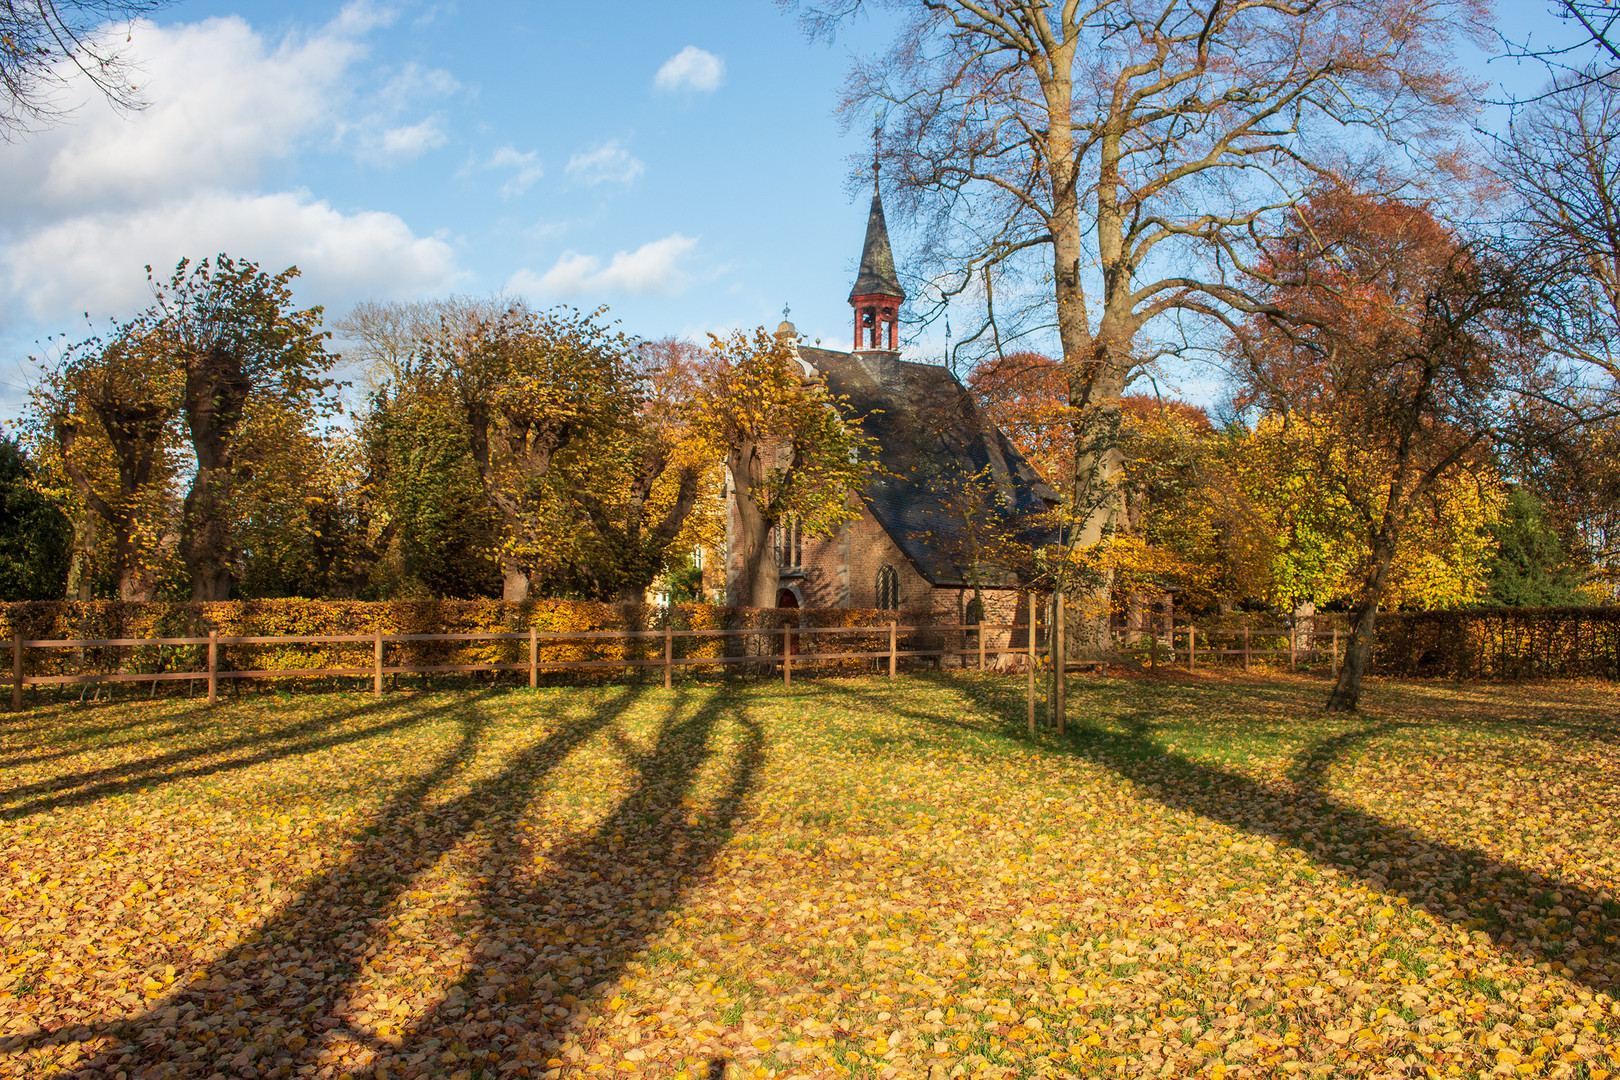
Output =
[
  {"x1": 6, "y1": 621, "x2": 1052, "y2": 711},
  {"x1": 14, "y1": 603, "x2": 1607, "y2": 713},
  {"x1": 1141, "y1": 622, "x2": 1345, "y2": 675}
]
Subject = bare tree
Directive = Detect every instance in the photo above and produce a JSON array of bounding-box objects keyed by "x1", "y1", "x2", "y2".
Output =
[
  {"x1": 1499, "y1": 2, "x2": 1620, "y2": 85},
  {"x1": 800, "y1": 0, "x2": 1487, "y2": 637},
  {"x1": 1, "y1": 0, "x2": 170, "y2": 136},
  {"x1": 1497, "y1": 72, "x2": 1620, "y2": 388}
]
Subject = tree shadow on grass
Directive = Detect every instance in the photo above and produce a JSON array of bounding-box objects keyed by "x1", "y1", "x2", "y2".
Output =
[
  {"x1": 0, "y1": 710, "x2": 225, "y2": 769},
  {"x1": 19, "y1": 685, "x2": 763, "y2": 1078},
  {"x1": 0, "y1": 694, "x2": 445, "y2": 820},
  {"x1": 825, "y1": 676, "x2": 1620, "y2": 997}
]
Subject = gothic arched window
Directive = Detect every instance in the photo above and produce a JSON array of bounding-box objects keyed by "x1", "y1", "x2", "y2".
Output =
[{"x1": 876, "y1": 565, "x2": 899, "y2": 611}]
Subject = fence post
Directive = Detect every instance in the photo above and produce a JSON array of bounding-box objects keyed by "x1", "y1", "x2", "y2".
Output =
[
  {"x1": 208, "y1": 630, "x2": 218, "y2": 705},
  {"x1": 1331, "y1": 627, "x2": 1339, "y2": 678},
  {"x1": 1188, "y1": 624, "x2": 1196, "y2": 670},
  {"x1": 1243, "y1": 625, "x2": 1250, "y2": 672},
  {"x1": 1290, "y1": 624, "x2": 1297, "y2": 671},
  {"x1": 978, "y1": 623, "x2": 986, "y2": 670},
  {"x1": 783, "y1": 626, "x2": 792, "y2": 687},
  {"x1": 373, "y1": 631, "x2": 383, "y2": 697},
  {"x1": 530, "y1": 626, "x2": 538, "y2": 689},
  {"x1": 664, "y1": 622, "x2": 673, "y2": 690},
  {"x1": 11, "y1": 632, "x2": 21, "y2": 713},
  {"x1": 888, "y1": 621, "x2": 897, "y2": 679},
  {"x1": 1054, "y1": 593, "x2": 1065, "y2": 736},
  {"x1": 1027, "y1": 592, "x2": 1036, "y2": 734},
  {"x1": 1150, "y1": 610, "x2": 1159, "y2": 669}
]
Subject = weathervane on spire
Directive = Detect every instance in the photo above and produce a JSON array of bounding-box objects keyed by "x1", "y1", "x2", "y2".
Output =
[
  {"x1": 782, "y1": 302, "x2": 791, "y2": 321},
  {"x1": 872, "y1": 121, "x2": 882, "y2": 178}
]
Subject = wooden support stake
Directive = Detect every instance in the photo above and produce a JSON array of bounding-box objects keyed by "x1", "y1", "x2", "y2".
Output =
[
  {"x1": 1243, "y1": 625, "x2": 1250, "y2": 672},
  {"x1": 1331, "y1": 627, "x2": 1340, "y2": 678},
  {"x1": 1054, "y1": 593, "x2": 1065, "y2": 736},
  {"x1": 530, "y1": 626, "x2": 538, "y2": 688},
  {"x1": 1150, "y1": 610, "x2": 1159, "y2": 669},
  {"x1": 1026, "y1": 591, "x2": 1036, "y2": 734},
  {"x1": 663, "y1": 622, "x2": 673, "y2": 690},
  {"x1": 1290, "y1": 624, "x2": 1297, "y2": 671},
  {"x1": 978, "y1": 623, "x2": 986, "y2": 670},
  {"x1": 11, "y1": 632, "x2": 21, "y2": 713},
  {"x1": 373, "y1": 631, "x2": 383, "y2": 697},
  {"x1": 783, "y1": 627, "x2": 792, "y2": 687},
  {"x1": 1188, "y1": 624, "x2": 1196, "y2": 670},
  {"x1": 888, "y1": 622, "x2": 897, "y2": 679},
  {"x1": 207, "y1": 630, "x2": 218, "y2": 704}
]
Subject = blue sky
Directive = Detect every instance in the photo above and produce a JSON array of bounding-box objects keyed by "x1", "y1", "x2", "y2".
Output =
[{"x1": 0, "y1": 0, "x2": 1581, "y2": 415}]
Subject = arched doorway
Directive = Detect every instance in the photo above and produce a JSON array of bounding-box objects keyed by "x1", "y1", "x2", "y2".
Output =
[{"x1": 776, "y1": 589, "x2": 800, "y2": 609}]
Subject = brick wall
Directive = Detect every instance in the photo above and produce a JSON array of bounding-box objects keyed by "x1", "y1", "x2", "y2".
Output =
[{"x1": 726, "y1": 483, "x2": 1039, "y2": 671}]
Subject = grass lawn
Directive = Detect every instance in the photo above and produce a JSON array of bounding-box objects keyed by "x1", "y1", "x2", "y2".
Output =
[{"x1": 1, "y1": 672, "x2": 1617, "y2": 1080}]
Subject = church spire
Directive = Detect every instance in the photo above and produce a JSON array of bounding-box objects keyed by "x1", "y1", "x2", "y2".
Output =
[
  {"x1": 847, "y1": 182, "x2": 906, "y2": 304},
  {"x1": 850, "y1": 125, "x2": 904, "y2": 354}
]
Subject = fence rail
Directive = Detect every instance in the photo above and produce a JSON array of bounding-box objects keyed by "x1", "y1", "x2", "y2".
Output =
[
  {"x1": 13, "y1": 603, "x2": 1611, "y2": 712},
  {"x1": 1141, "y1": 623, "x2": 1345, "y2": 675},
  {"x1": 6, "y1": 621, "x2": 1060, "y2": 710}
]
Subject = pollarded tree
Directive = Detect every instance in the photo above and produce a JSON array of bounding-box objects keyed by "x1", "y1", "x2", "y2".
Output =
[
  {"x1": 29, "y1": 321, "x2": 185, "y2": 600},
  {"x1": 693, "y1": 328, "x2": 881, "y2": 608},
  {"x1": 418, "y1": 301, "x2": 639, "y2": 600},
  {"x1": 148, "y1": 256, "x2": 336, "y2": 600},
  {"x1": 560, "y1": 337, "x2": 721, "y2": 604},
  {"x1": 802, "y1": 0, "x2": 1487, "y2": 636}
]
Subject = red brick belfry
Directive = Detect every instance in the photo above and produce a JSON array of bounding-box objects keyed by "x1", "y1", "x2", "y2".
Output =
[{"x1": 848, "y1": 162, "x2": 906, "y2": 355}]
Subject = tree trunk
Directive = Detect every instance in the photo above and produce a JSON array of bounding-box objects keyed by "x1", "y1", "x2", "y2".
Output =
[
  {"x1": 727, "y1": 443, "x2": 781, "y2": 608},
  {"x1": 118, "y1": 563, "x2": 155, "y2": 602},
  {"x1": 182, "y1": 471, "x2": 235, "y2": 600},
  {"x1": 1327, "y1": 531, "x2": 1399, "y2": 713},
  {"x1": 65, "y1": 513, "x2": 96, "y2": 600},
  {"x1": 182, "y1": 350, "x2": 250, "y2": 601},
  {"x1": 502, "y1": 565, "x2": 530, "y2": 601}
]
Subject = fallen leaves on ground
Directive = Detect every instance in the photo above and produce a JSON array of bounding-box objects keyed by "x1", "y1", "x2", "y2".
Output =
[{"x1": 0, "y1": 673, "x2": 1617, "y2": 1079}]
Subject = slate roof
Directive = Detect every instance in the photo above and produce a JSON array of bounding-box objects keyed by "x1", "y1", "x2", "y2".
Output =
[
  {"x1": 847, "y1": 187, "x2": 906, "y2": 302},
  {"x1": 800, "y1": 346, "x2": 1059, "y2": 587}
]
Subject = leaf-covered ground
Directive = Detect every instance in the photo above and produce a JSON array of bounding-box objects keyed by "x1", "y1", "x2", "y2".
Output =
[{"x1": 1, "y1": 673, "x2": 1617, "y2": 1080}]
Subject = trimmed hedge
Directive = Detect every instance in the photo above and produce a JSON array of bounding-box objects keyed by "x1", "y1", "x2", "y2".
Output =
[
  {"x1": 1373, "y1": 607, "x2": 1620, "y2": 680},
  {"x1": 0, "y1": 600, "x2": 932, "y2": 695}
]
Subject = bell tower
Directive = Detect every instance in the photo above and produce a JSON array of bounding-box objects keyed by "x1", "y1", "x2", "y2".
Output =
[{"x1": 849, "y1": 135, "x2": 905, "y2": 356}]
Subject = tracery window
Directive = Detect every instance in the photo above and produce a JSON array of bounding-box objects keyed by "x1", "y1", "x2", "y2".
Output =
[
  {"x1": 774, "y1": 516, "x2": 802, "y2": 570},
  {"x1": 876, "y1": 565, "x2": 899, "y2": 611}
]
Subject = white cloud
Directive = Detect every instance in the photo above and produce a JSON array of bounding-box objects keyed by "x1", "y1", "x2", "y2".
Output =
[
  {"x1": 368, "y1": 118, "x2": 448, "y2": 161},
  {"x1": 350, "y1": 62, "x2": 460, "y2": 163},
  {"x1": 510, "y1": 234, "x2": 698, "y2": 297},
  {"x1": 0, "y1": 9, "x2": 463, "y2": 328},
  {"x1": 565, "y1": 140, "x2": 645, "y2": 186},
  {"x1": 2, "y1": 191, "x2": 461, "y2": 320},
  {"x1": 0, "y1": 14, "x2": 363, "y2": 218},
  {"x1": 376, "y1": 61, "x2": 460, "y2": 111},
  {"x1": 486, "y1": 146, "x2": 544, "y2": 197},
  {"x1": 654, "y1": 46, "x2": 724, "y2": 93},
  {"x1": 330, "y1": 0, "x2": 397, "y2": 35}
]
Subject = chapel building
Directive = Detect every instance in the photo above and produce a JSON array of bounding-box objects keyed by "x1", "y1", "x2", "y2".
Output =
[{"x1": 721, "y1": 178, "x2": 1058, "y2": 628}]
